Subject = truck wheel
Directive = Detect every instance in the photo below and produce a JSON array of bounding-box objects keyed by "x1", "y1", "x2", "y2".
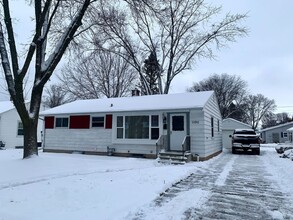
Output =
[
  {"x1": 255, "y1": 149, "x2": 260, "y2": 155},
  {"x1": 232, "y1": 148, "x2": 236, "y2": 154}
]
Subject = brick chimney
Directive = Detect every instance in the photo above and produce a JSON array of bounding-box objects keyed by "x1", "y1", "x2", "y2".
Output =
[{"x1": 131, "y1": 88, "x2": 140, "y2": 96}]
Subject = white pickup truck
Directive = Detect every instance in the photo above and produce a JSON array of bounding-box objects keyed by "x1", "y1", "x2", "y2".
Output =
[{"x1": 230, "y1": 129, "x2": 261, "y2": 155}]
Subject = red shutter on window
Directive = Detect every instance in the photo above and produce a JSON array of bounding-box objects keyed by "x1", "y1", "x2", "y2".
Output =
[
  {"x1": 70, "y1": 115, "x2": 90, "y2": 129},
  {"x1": 105, "y1": 114, "x2": 113, "y2": 129},
  {"x1": 45, "y1": 116, "x2": 54, "y2": 129}
]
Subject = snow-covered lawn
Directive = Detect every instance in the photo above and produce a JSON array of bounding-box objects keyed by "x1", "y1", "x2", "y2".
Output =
[
  {"x1": 0, "y1": 146, "x2": 292, "y2": 220},
  {"x1": 0, "y1": 150, "x2": 204, "y2": 220}
]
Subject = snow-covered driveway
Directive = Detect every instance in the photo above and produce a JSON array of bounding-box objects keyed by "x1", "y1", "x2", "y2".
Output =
[{"x1": 128, "y1": 149, "x2": 293, "y2": 220}]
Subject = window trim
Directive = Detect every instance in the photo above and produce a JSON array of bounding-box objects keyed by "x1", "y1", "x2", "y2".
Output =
[
  {"x1": 151, "y1": 115, "x2": 159, "y2": 140},
  {"x1": 114, "y1": 114, "x2": 160, "y2": 141},
  {"x1": 55, "y1": 117, "x2": 69, "y2": 128},
  {"x1": 116, "y1": 116, "x2": 124, "y2": 139},
  {"x1": 91, "y1": 116, "x2": 105, "y2": 128},
  {"x1": 17, "y1": 121, "x2": 24, "y2": 136}
]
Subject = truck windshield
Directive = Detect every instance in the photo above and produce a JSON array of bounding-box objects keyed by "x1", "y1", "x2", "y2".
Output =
[{"x1": 234, "y1": 130, "x2": 256, "y2": 135}]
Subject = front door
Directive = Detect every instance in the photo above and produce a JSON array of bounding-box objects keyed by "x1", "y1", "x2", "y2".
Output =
[{"x1": 170, "y1": 113, "x2": 187, "y2": 151}]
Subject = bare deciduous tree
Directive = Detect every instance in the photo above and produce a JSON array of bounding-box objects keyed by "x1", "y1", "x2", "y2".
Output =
[
  {"x1": 0, "y1": 0, "x2": 92, "y2": 158},
  {"x1": 243, "y1": 94, "x2": 276, "y2": 130},
  {"x1": 43, "y1": 84, "x2": 70, "y2": 108},
  {"x1": 59, "y1": 50, "x2": 137, "y2": 100},
  {"x1": 262, "y1": 112, "x2": 292, "y2": 129},
  {"x1": 92, "y1": 0, "x2": 248, "y2": 94},
  {"x1": 188, "y1": 73, "x2": 248, "y2": 119}
]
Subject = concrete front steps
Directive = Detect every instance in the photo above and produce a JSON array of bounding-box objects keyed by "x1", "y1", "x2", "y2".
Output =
[{"x1": 158, "y1": 151, "x2": 192, "y2": 164}]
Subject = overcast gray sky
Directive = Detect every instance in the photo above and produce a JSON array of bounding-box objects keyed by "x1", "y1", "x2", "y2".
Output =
[
  {"x1": 1, "y1": 1, "x2": 293, "y2": 114},
  {"x1": 173, "y1": 1, "x2": 293, "y2": 114}
]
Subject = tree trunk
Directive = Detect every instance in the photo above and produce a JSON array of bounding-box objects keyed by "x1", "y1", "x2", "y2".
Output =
[{"x1": 23, "y1": 119, "x2": 39, "y2": 158}]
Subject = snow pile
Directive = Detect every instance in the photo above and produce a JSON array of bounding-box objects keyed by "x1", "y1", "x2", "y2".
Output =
[
  {"x1": 266, "y1": 143, "x2": 293, "y2": 160},
  {"x1": 280, "y1": 149, "x2": 293, "y2": 160},
  {"x1": 261, "y1": 146, "x2": 293, "y2": 201}
]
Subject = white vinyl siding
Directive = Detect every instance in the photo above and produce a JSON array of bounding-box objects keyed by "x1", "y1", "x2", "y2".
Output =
[
  {"x1": 202, "y1": 94, "x2": 222, "y2": 158},
  {"x1": 44, "y1": 129, "x2": 112, "y2": 152},
  {"x1": 189, "y1": 109, "x2": 205, "y2": 156},
  {"x1": 0, "y1": 105, "x2": 43, "y2": 148},
  {"x1": 262, "y1": 124, "x2": 293, "y2": 143}
]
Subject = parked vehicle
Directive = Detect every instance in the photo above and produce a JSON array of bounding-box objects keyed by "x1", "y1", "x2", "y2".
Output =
[{"x1": 230, "y1": 129, "x2": 261, "y2": 155}]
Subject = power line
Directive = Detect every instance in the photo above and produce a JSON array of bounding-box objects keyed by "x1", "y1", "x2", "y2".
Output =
[{"x1": 277, "y1": 106, "x2": 293, "y2": 108}]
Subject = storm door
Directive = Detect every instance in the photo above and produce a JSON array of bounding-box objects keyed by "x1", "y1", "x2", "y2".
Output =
[{"x1": 169, "y1": 113, "x2": 187, "y2": 151}]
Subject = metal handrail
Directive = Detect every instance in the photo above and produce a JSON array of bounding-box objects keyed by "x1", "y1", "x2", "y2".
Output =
[
  {"x1": 156, "y1": 134, "x2": 167, "y2": 155},
  {"x1": 182, "y1": 135, "x2": 190, "y2": 153}
]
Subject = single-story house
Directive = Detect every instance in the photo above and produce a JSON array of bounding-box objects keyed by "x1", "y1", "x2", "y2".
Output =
[
  {"x1": 0, "y1": 101, "x2": 43, "y2": 148},
  {"x1": 260, "y1": 121, "x2": 293, "y2": 143},
  {"x1": 222, "y1": 118, "x2": 251, "y2": 149},
  {"x1": 40, "y1": 91, "x2": 222, "y2": 161}
]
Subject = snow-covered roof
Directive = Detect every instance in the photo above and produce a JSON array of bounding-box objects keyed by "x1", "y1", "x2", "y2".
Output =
[
  {"x1": 0, "y1": 101, "x2": 15, "y2": 114},
  {"x1": 40, "y1": 91, "x2": 214, "y2": 116},
  {"x1": 222, "y1": 118, "x2": 251, "y2": 130},
  {"x1": 260, "y1": 121, "x2": 293, "y2": 132}
]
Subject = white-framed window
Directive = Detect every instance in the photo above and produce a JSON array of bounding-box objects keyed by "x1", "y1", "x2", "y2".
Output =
[
  {"x1": 55, "y1": 117, "x2": 69, "y2": 128},
  {"x1": 17, "y1": 121, "x2": 24, "y2": 136},
  {"x1": 117, "y1": 116, "x2": 124, "y2": 139},
  {"x1": 116, "y1": 115, "x2": 160, "y2": 140},
  {"x1": 92, "y1": 116, "x2": 105, "y2": 128},
  {"x1": 151, "y1": 115, "x2": 159, "y2": 140}
]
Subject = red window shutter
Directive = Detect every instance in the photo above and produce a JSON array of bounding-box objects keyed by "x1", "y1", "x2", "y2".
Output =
[
  {"x1": 45, "y1": 116, "x2": 54, "y2": 129},
  {"x1": 105, "y1": 114, "x2": 113, "y2": 129},
  {"x1": 70, "y1": 115, "x2": 90, "y2": 129}
]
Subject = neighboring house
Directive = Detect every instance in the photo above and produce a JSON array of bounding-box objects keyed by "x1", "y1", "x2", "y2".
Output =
[
  {"x1": 222, "y1": 118, "x2": 251, "y2": 149},
  {"x1": 0, "y1": 101, "x2": 43, "y2": 148},
  {"x1": 40, "y1": 91, "x2": 222, "y2": 161},
  {"x1": 260, "y1": 122, "x2": 293, "y2": 143}
]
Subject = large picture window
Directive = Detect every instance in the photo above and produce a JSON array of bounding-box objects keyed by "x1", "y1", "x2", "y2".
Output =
[
  {"x1": 125, "y1": 116, "x2": 149, "y2": 139},
  {"x1": 116, "y1": 115, "x2": 159, "y2": 140}
]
